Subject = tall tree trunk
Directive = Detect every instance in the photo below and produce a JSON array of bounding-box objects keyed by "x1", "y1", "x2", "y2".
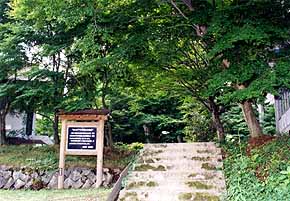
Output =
[
  {"x1": 0, "y1": 98, "x2": 9, "y2": 145},
  {"x1": 0, "y1": 111, "x2": 6, "y2": 145},
  {"x1": 143, "y1": 124, "x2": 150, "y2": 143},
  {"x1": 53, "y1": 112, "x2": 60, "y2": 144},
  {"x1": 104, "y1": 121, "x2": 113, "y2": 148},
  {"x1": 107, "y1": 121, "x2": 114, "y2": 148},
  {"x1": 51, "y1": 52, "x2": 61, "y2": 145},
  {"x1": 101, "y1": 70, "x2": 113, "y2": 148},
  {"x1": 240, "y1": 100, "x2": 263, "y2": 138},
  {"x1": 177, "y1": 135, "x2": 182, "y2": 143},
  {"x1": 208, "y1": 97, "x2": 225, "y2": 142},
  {"x1": 236, "y1": 84, "x2": 263, "y2": 138},
  {"x1": 25, "y1": 111, "x2": 34, "y2": 136}
]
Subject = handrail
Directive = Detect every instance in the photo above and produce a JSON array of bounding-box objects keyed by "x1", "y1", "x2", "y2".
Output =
[{"x1": 106, "y1": 163, "x2": 131, "y2": 201}]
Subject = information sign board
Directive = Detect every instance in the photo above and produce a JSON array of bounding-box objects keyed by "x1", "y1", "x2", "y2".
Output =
[
  {"x1": 64, "y1": 122, "x2": 98, "y2": 155},
  {"x1": 67, "y1": 127, "x2": 97, "y2": 150}
]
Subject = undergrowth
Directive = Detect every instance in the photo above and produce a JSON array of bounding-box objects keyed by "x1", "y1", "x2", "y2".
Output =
[{"x1": 223, "y1": 136, "x2": 290, "y2": 201}]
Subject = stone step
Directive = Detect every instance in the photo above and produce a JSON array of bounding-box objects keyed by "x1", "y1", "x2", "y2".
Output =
[
  {"x1": 143, "y1": 143, "x2": 218, "y2": 149},
  {"x1": 142, "y1": 146, "x2": 221, "y2": 154},
  {"x1": 141, "y1": 147, "x2": 221, "y2": 156},
  {"x1": 132, "y1": 162, "x2": 223, "y2": 172},
  {"x1": 118, "y1": 189, "x2": 224, "y2": 201},
  {"x1": 138, "y1": 155, "x2": 223, "y2": 164},
  {"x1": 123, "y1": 179, "x2": 226, "y2": 191},
  {"x1": 143, "y1": 142, "x2": 216, "y2": 149},
  {"x1": 128, "y1": 171, "x2": 225, "y2": 181},
  {"x1": 139, "y1": 153, "x2": 222, "y2": 162}
]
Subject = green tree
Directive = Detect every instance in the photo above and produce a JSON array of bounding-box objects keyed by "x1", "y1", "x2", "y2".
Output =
[
  {"x1": 169, "y1": 0, "x2": 290, "y2": 138},
  {"x1": 0, "y1": 16, "x2": 27, "y2": 144},
  {"x1": 10, "y1": 0, "x2": 92, "y2": 143}
]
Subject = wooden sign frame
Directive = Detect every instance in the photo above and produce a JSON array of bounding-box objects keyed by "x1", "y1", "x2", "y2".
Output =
[{"x1": 57, "y1": 110, "x2": 108, "y2": 189}]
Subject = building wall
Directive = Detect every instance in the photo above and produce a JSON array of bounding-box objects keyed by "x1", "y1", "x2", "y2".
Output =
[
  {"x1": 275, "y1": 89, "x2": 290, "y2": 134},
  {"x1": 276, "y1": 108, "x2": 290, "y2": 133}
]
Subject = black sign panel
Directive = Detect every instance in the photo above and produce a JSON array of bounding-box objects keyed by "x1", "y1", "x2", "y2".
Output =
[{"x1": 67, "y1": 127, "x2": 97, "y2": 150}]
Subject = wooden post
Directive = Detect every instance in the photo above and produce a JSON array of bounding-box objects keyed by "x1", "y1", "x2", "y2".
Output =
[
  {"x1": 96, "y1": 119, "x2": 105, "y2": 188},
  {"x1": 58, "y1": 119, "x2": 67, "y2": 189}
]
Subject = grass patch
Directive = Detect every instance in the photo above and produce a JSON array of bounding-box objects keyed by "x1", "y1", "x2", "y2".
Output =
[
  {"x1": 0, "y1": 188, "x2": 110, "y2": 201},
  {"x1": 223, "y1": 136, "x2": 290, "y2": 201},
  {"x1": 186, "y1": 181, "x2": 213, "y2": 189},
  {"x1": 0, "y1": 144, "x2": 137, "y2": 170}
]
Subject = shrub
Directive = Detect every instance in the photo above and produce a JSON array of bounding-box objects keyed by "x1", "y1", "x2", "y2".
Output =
[{"x1": 223, "y1": 137, "x2": 290, "y2": 201}]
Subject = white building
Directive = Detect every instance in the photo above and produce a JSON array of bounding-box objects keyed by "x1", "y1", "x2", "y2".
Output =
[
  {"x1": 275, "y1": 89, "x2": 290, "y2": 134},
  {"x1": 5, "y1": 112, "x2": 53, "y2": 145},
  {"x1": 5, "y1": 112, "x2": 36, "y2": 136}
]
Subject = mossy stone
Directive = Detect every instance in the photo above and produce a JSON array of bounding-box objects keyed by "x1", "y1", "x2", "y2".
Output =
[
  {"x1": 145, "y1": 159, "x2": 155, "y2": 163},
  {"x1": 197, "y1": 150, "x2": 214, "y2": 154},
  {"x1": 201, "y1": 163, "x2": 216, "y2": 170},
  {"x1": 178, "y1": 193, "x2": 193, "y2": 200},
  {"x1": 188, "y1": 173, "x2": 197, "y2": 178},
  {"x1": 194, "y1": 192, "x2": 220, "y2": 201},
  {"x1": 192, "y1": 156, "x2": 211, "y2": 161},
  {"x1": 134, "y1": 164, "x2": 166, "y2": 171},
  {"x1": 119, "y1": 192, "x2": 139, "y2": 201},
  {"x1": 134, "y1": 164, "x2": 155, "y2": 171},
  {"x1": 186, "y1": 181, "x2": 213, "y2": 189},
  {"x1": 146, "y1": 181, "x2": 158, "y2": 187},
  {"x1": 155, "y1": 165, "x2": 166, "y2": 171},
  {"x1": 126, "y1": 181, "x2": 146, "y2": 189},
  {"x1": 126, "y1": 181, "x2": 158, "y2": 189}
]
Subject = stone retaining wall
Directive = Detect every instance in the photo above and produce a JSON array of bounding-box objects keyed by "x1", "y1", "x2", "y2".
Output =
[{"x1": 0, "y1": 166, "x2": 120, "y2": 190}]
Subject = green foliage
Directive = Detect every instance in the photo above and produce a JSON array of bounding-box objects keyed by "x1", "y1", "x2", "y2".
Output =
[
  {"x1": 222, "y1": 104, "x2": 249, "y2": 136},
  {"x1": 128, "y1": 92, "x2": 185, "y2": 143},
  {"x1": 35, "y1": 116, "x2": 54, "y2": 136},
  {"x1": 223, "y1": 137, "x2": 290, "y2": 201},
  {"x1": 261, "y1": 103, "x2": 276, "y2": 135},
  {"x1": 181, "y1": 97, "x2": 215, "y2": 142},
  {"x1": 114, "y1": 142, "x2": 144, "y2": 152},
  {"x1": 222, "y1": 103, "x2": 276, "y2": 137},
  {"x1": 1, "y1": 0, "x2": 288, "y2": 144},
  {"x1": 204, "y1": 1, "x2": 290, "y2": 104}
]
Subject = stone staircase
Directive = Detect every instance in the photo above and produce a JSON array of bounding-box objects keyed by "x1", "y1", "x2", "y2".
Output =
[{"x1": 118, "y1": 143, "x2": 226, "y2": 201}]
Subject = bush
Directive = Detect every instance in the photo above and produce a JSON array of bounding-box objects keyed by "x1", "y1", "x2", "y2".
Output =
[
  {"x1": 114, "y1": 142, "x2": 144, "y2": 152},
  {"x1": 223, "y1": 137, "x2": 290, "y2": 201}
]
